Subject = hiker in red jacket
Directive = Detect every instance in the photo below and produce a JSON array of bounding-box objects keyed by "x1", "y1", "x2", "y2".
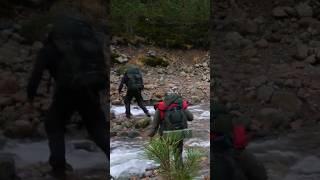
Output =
[
  {"x1": 212, "y1": 103, "x2": 267, "y2": 180},
  {"x1": 148, "y1": 93, "x2": 193, "y2": 163}
]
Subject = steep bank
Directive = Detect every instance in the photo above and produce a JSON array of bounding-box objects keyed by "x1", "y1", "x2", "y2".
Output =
[
  {"x1": 212, "y1": 0, "x2": 320, "y2": 179},
  {"x1": 212, "y1": 0, "x2": 320, "y2": 132},
  {"x1": 110, "y1": 45, "x2": 210, "y2": 106}
]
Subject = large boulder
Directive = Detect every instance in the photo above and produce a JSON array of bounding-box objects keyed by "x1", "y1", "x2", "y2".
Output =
[
  {"x1": 294, "y1": 43, "x2": 309, "y2": 60},
  {"x1": 225, "y1": 32, "x2": 245, "y2": 48},
  {"x1": 257, "y1": 85, "x2": 274, "y2": 103},
  {"x1": 295, "y1": 3, "x2": 313, "y2": 18},
  {"x1": 271, "y1": 91, "x2": 302, "y2": 112},
  {"x1": 272, "y1": 7, "x2": 290, "y2": 18},
  {"x1": 135, "y1": 117, "x2": 151, "y2": 129},
  {"x1": 257, "y1": 108, "x2": 293, "y2": 129}
]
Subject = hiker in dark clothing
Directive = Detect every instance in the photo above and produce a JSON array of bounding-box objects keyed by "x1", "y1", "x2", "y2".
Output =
[
  {"x1": 118, "y1": 66, "x2": 150, "y2": 118},
  {"x1": 27, "y1": 14, "x2": 109, "y2": 179},
  {"x1": 148, "y1": 93, "x2": 193, "y2": 163},
  {"x1": 212, "y1": 103, "x2": 268, "y2": 180}
]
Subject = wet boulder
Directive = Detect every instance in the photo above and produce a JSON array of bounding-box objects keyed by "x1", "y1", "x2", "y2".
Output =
[
  {"x1": 135, "y1": 118, "x2": 151, "y2": 129},
  {"x1": 127, "y1": 130, "x2": 140, "y2": 138}
]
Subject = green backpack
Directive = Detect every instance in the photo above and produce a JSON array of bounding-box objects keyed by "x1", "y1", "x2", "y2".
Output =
[{"x1": 126, "y1": 66, "x2": 143, "y2": 91}]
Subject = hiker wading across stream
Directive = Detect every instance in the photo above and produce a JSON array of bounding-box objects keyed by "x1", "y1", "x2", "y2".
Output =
[
  {"x1": 148, "y1": 92, "x2": 193, "y2": 164},
  {"x1": 212, "y1": 103, "x2": 268, "y2": 180},
  {"x1": 118, "y1": 65, "x2": 151, "y2": 119},
  {"x1": 27, "y1": 13, "x2": 110, "y2": 179}
]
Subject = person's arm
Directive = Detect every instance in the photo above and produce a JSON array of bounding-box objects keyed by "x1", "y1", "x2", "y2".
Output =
[
  {"x1": 118, "y1": 74, "x2": 126, "y2": 93},
  {"x1": 140, "y1": 72, "x2": 144, "y2": 90},
  {"x1": 184, "y1": 109, "x2": 194, "y2": 121},
  {"x1": 148, "y1": 110, "x2": 161, "y2": 137},
  {"x1": 27, "y1": 45, "x2": 50, "y2": 102}
]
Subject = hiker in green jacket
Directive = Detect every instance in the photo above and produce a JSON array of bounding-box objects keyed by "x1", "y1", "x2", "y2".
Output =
[
  {"x1": 212, "y1": 103, "x2": 268, "y2": 180},
  {"x1": 118, "y1": 65, "x2": 150, "y2": 119},
  {"x1": 148, "y1": 93, "x2": 193, "y2": 163}
]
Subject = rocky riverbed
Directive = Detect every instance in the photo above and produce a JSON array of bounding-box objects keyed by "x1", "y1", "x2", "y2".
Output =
[{"x1": 110, "y1": 104, "x2": 210, "y2": 179}]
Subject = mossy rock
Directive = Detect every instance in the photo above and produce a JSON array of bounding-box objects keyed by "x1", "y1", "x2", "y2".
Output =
[
  {"x1": 139, "y1": 56, "x2": 169, "y2": 67},
  {"x1": 135, "y1": 117, "x2": 151, "y2": 129},
  {"x1": 122, "y1": 121, "x2": 134, "y2": 128}
]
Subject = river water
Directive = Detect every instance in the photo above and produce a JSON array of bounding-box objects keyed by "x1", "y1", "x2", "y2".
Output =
[{"x1": 110, "y1": 104, "x2": 210, "y2": 179}]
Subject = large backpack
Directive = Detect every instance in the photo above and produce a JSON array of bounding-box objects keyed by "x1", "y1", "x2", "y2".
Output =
[
  {"x1": 157, "y1": 95, "x2": 189, "y2": 131},
  {"x1": 49, "y1": 16, "x2": 107, "y2": 90},
  {"x1": 126, "y1": 66, "x2": 143, "y2": 91}
]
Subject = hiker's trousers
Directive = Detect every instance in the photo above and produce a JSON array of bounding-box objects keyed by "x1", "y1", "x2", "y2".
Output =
[
  {"x1": 124, "y1": 90, "x2": 149, "y2": 116},
  {"x1": 45, "y1": 87, "x2": 109, "y2": 171}
]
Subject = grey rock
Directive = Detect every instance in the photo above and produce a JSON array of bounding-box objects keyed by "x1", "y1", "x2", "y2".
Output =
[
  {"x1": 127, "y1": 130, "x2": 140, "y2": 138},
  {"x1": 0, "y1": 96, "x2": 13, "y2": 107},
  {"x1": 242, "y1": 48, "x2": 257, "y2": 57},
  {"x1": 271, "y1": 91, "x2": 302, "y2": 112},
  {"x1": 258, "y1": 108, "x2": 293, "y2": 128},
  {"x1": 256, "y1": 39, "x2": 269, "y2": 48},
  {"x1": 114, "y1": 54, "x2": 129, "y2": 64},
  {"x1": 296, "y1": 3, "x2": 313, "y2": 17},
  {"x1": 225, "y1": 32, "x2": 244, "y2": 48},
  {"x1": 295, "y1": 43, "x2": 309, "y2": 60},
  {"x1": 305, "y1": 55, "x2": 317, "y2": 65},
  {"x1": 257, "y1": 85, "x2": 274, "y2": 102},
  {"x1": 273, "y1": 7, "x2": 289, "y2": 18},
  {"x1": 250, "y1": 76, "x2": 268, "y2": 87}
]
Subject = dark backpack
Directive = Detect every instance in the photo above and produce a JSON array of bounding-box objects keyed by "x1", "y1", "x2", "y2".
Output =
[
  {"x1": 126, "y1": 67, "x2": 143, "y2": 91},
  {"x1": 163, "y1": 98, "x2": 187, "y2": 131},
  {"x1": 49, "y1": 16, "x2": 107, "y2": 90}
]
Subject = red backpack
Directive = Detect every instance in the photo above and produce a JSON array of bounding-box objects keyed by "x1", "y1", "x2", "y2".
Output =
[
  {"x1": 154, "y1": 100, "x2": 189, "y2": 120},
  {"x1": 233, "y1": 124, "x2": 248, "y2": 149}
]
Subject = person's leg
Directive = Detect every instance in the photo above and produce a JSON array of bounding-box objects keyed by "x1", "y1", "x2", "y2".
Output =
[
  {"x1": 177, "y1": 140, "x2": 184, "y2": 166},
  {"x1": 124, "y1": 91, "x2": 133, "y2": 118},
  {"x1": 45, "y1": 94, "x2": 73, "y2": 177},
  {"x1": 78, "y1": 91, "x2": 110, "y2": 177},
  {"x1": 135, "y1": 91, "x2": 150, "y2": 116}
]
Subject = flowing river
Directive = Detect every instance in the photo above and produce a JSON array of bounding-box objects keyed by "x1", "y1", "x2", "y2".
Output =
[{"x1": 110, "y1": 104, "x2": 210, "y2": 179}]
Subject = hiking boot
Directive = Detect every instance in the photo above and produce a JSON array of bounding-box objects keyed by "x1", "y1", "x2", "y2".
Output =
[
  {"x1": 146, "y1": 112, "x2": 151, "y2": 117},
  {"x1": 65, "y1": 163, "x2": 73, "y2": 172},
  {"x1": 49, "y1": 168, "x2": 66, "y2": 180},
  {"x1": 49, "y1": 163, "x2": 73, "y2": 179},
  {"x1": 126, "y1": 114, "x2": 131, "y2": 119}
]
